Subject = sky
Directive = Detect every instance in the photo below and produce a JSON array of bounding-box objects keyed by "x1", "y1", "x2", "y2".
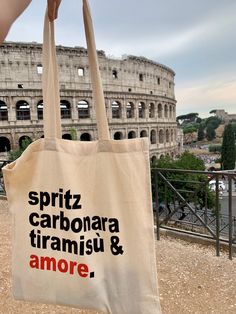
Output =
[{"x1": 5, "y1": 0, "x2": 236, "y2": 118}]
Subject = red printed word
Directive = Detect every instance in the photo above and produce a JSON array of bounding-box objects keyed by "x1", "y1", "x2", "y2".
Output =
[{"x1": 29, "y1": 254, "x2": 94, "y2": 278}]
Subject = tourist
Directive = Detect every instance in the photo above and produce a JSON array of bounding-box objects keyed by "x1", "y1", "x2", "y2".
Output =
[{"x1": 0, "y1": 0, "x2": 62, "y2": 44}]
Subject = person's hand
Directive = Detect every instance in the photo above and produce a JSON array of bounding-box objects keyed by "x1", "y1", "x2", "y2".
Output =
[{"x1": 47, "y1": 0, "x2": 61, "y2": 22}]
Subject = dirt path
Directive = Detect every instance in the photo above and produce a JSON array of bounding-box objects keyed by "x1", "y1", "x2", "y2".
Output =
[{"x1": 1, "y1": 200, "x2": 236, "y2": 314}]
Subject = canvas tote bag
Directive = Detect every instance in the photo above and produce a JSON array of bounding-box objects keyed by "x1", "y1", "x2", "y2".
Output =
[{"x1": 3, "y1": 1, "x2": 161, "y2": 313}]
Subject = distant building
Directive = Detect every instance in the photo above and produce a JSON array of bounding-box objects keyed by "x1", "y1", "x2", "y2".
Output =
[
  {"x1": 0, "y1": 42, "x2": 179, "y2": 159},
  {"x1": 213, "y1": 110, "x2": 236, "y2": 123}
]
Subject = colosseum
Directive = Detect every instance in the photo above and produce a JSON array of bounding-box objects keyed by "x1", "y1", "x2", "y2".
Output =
[{"x1": 0, "y1": 42, "x2": 178, "y2": 160}]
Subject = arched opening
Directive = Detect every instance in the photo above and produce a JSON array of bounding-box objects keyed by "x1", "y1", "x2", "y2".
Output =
[
  {"x1": 112, "y1": 101, "x2": 121, "y2": 119},
  {"x1": 128, "y1": 131, "x2": 136, "y2": 139},
  {"x1": 78, "y1": 100, "x2": 90, "y2": 119},
  {"x1": 159, "y1": 129, "x2": 164, "y2": 143},
  {"x1": 16, "y1": 100, "x2": 30, "y2": 120},
  {"x1": 37, "y1": 64, "x2": 43, "y2": 74},
  {"x1": 114, "y1": 132, "x2": 123, "y2": 140},
  {"x1": 80, "y1": 133, "x2": 91, "y2": 141},
  {"x1": 37, "y1": 100, "x2": 43, "y2": 120},
  {"x1": 62, "y1": 134, "x2": 72, "y2": 140},
  {"x1": 0, "y1": 137, "x2": 11, "y2": 152},
  {"x1": 151, "y1": 155, "x2": 157, "y2": 163},
  {"x1": 138, "y1": 102, "x2": 145, "y2": 118},
  {"x1": 164, "y1": 104, "x2": 168, "y2": 118},
  {"x1": 126, "y1": 102, "x2": 134, "y2": 119},
  {"x1": 112, "y1": 69, "x2": 118, "y2": 79},
  {"x1": 149, "y1": 103, "x2": 155, "y2": 118},
  {"x1": 160, "y1": 154, "x2": 165, "y2": 159},
  {"x1": 19, "y1": 136, "x2": 32, "y2": 148},
  {"x1": 0, "y1": 101, "x2": 8, "y2": 121},
  {"x1": 140, "y1": 130, "x2": 148, "y2": 138},
  {"x1": 169, "y1": 106, "x2": 173, "y2": 119},
  {"x1": 60, "y1": 100, "x2": 71, "y2": 119},
  {"x1": 158, "y1": 103, "x2": 162, "y2": 118},
  {"x1": 171, "y1": 129, "x2": 174, "y2": 142},
  {"x1": 166, "y1": 129, "x2": 170, "y2": 143},
  {"x1": 150, "y1": 130, "x2": 157, "y2": 144}
]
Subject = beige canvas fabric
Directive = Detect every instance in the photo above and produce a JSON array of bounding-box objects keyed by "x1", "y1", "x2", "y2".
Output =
[{"x1": 3, "y1": 1, "x2": 161, "y2": 313}]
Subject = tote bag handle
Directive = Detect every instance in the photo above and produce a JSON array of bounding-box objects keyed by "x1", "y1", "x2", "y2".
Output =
[{"x1": 42, "y1": 0, "x2": 110, "y2": 140}]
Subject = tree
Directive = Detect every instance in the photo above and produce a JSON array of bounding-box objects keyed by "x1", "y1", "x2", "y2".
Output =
[
  {"x1": 197, "y1": 124, "x2": 205, "y2": 141},
  {"x1": 205, "y1": 116, "x2": 221, "y2": 129},
  {"x1": 221, "y1": 124, "x2": 236, "y2": 170},
  {"x1": 151, "y1": 152, "x2": 215, "y2": 210},
  {"x1": 70, "y1": 127, "x2": 78, "y2": 140},
  {"x1": 9, "y1": 138, "x2": 32, "y2": 161},
  {"x1": 206, "y1": 124, "x2": 216, "y2": 141},
  {"x1": 176, "y1": 113, "x2": 199, "y2": 125}
]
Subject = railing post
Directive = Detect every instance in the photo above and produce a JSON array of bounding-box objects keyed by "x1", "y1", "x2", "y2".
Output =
[
  {"x1": 215, "y1": 176, "x2": 220, "y2": 257},
  {"x1": 154, "y1": 169, "x2": 160, "y2": 240},
  {"x1": 228, "y1": 176, "x2": 233, "y2": 260}
]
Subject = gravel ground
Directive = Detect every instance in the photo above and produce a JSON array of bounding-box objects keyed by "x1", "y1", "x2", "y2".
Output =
[{"x1": 1, "y1": 199, "x2": 236, "y2": 314}]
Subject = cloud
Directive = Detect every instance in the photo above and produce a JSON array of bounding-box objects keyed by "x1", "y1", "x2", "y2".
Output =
[{"x1": 176, "y1": 75, "x2": 236, "y2": 118}]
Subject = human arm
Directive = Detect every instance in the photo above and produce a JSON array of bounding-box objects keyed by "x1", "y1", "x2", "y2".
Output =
[
  {"x1": 0, "y1": 0, "x2": 32, "y2": 44},
  {"x1": 0, "y1": 0, "x2": 62, "y2": 44}
]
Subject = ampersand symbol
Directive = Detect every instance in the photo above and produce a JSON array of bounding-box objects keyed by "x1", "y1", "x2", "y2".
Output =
[{"x1": 110, "y1": 236, "x2": 124, "y2": 255}]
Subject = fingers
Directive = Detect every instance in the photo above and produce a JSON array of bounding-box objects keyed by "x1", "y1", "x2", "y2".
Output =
[{"x1": 47, "y1": 0, "x2": 62, "y2": 22}]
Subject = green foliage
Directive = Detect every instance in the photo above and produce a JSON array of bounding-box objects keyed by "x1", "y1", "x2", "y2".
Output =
[
  {"x1": 151, "y1": 152, "x2": 215, "y2": 210},
  {"x1": 183, "y1": 126, "x2": 197, "y2": 134},
  {"x1": 176, "y1": 113, "x2": 199, "y2": 124},
  {"x1": 221, "y1": 123, "x2": 236, "y2": 170},
  {"x1": 70, "y1": 127, "x2": 78, "y2": 141},
  {"x1": 197, "y1": 124, "x2": 205, "y2": 141},
  {"x1": 231, "y1": 123, "x2": 236, "y2": 139},
  {"x1": 205, "y1": 116, "x2": 221, "y2": 129},
  {"x1": 209, "y1": 109, "x2": 217, "y2": 114},
  {"x1": 208, "y1": 144, "x2": 221, "y2": 153},
  {"x1": 206, "y1": 124, "x2": 216, "y2": 141},
  {"x1": 9, "y1": 138, "x2": 32, "y2": 161}
]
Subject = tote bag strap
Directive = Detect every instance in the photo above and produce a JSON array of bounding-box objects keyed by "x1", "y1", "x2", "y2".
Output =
[{"x1": 42, "y1": 1, "x2": 110, "y2": 140}]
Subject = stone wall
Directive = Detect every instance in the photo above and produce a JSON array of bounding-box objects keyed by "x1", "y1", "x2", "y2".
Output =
[{"x1": 0, "y1": 42, "x2": 178, "y2": 159}]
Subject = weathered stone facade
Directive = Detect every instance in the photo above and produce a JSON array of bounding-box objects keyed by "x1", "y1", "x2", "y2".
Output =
[
  {"x1": 213, "y1": 110, "x2": 236, "y2": 123},
  {"x1": 0, "y1": 42, "x2": 178, "y2": 159}
]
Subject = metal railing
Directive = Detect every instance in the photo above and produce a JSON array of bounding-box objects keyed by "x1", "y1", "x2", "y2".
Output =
[{"x1": 152, "y1": 168, "x2": 236, "y2": 259}]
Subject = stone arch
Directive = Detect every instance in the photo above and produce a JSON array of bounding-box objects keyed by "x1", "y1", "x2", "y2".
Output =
[
  {"x1": 62, "y1": 134, "x2": 72, "y2": 140},
  {"x1": 158, "y1": 103, "x2": 163, "y2": 118},
  {"x1": 171, "y1": 129, "x2": 174, "y2": 142},
  {"x1": 37, "y1": 100, "x2": 43, "y2": 120},
  {"x1": 0, "y1": 136, "x2": 11, "y2": 152},
  {"x1": 16, "y1": 100, "x2": 30, "y2": 120},
  {"x1": 164, "y1": 104, "x2": 168, "y2": 118},
  {"x1": 128, "y1": 131, "x2": 136, "y2": 139},
  {"x1": 19, "y1": 135, "x2": 32, "y2": 148},
  {"x1": 126, "y1": 102, "x2": 134, "y2": 119},
  {"x1": 80, "y1": 133, "x2": 92, "y2": 141},
  {"x1": 0, "y1": 100, "x2": 8, "y2": 121},
  {"x1": 150, "y1": 130, "x2": 157, "y2": 144},
  {"x1": 149, "y1": 103, "x2": 155, "y2": 118},
  {"x1": 60, "y1": 100, "x2": 71, "y2": 119},
  {"x1": 160, "y1": 154, "x2": 165, "y2": 159},
  {"x1": 112, "y1": 101, "x2": 122, "y2": 119},
  {"x1": 138, "y1": 102, "x2": 146, "y2": 118},
  {"x1": 140, "y1": 130, "x2": 148, "y2": 138},
  {"x1": 114, "y1": 131, "x2": 123, "y2": 140},
  {"x1": 169, "y1": 106, "x2": 172, "y2": 119},
  {"x1": 166, "y1": 129, "x2": 170, "y2": 143},
  {"x1": 159, "y1": 129, "x2": 164, "y2": 143},
  {"x1": 151, "y1": 155, "x2": 157, "y2": 163},
  {"x1": 78, "y1": 100, "x2": 90, "y2": 119}
]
